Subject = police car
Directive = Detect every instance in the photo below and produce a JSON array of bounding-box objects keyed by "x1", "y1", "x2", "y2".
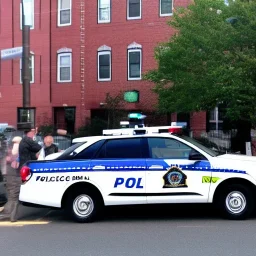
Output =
[{"x1": 19, "y1": 126, "x2": 256, "y2": 223}]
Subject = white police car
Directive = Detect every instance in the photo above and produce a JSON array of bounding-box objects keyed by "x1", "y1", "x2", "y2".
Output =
[{"x1": 19, "y1": 126, "x2": 256, "y2": 223}]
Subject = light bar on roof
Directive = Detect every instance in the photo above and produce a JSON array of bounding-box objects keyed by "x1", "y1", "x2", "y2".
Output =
[{"x1": 168, "y1": 126, "x2": 183, "y2": 134}]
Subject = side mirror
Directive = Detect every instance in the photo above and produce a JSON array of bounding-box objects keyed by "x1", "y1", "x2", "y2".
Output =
[{"x1": 189, "y1": 150, "x2": 207, "y2": 161}]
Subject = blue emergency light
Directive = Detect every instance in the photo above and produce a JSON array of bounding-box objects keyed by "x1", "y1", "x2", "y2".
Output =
[{"x1": 128, "y1": 113, "x2": 146, "y2": 120}]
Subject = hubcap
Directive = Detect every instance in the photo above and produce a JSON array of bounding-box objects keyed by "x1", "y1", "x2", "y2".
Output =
[
  {"x1": 225, "y1": 191, "x2": 246, "y2": 214},
  {"x1": 73, "y1": 194, "x2": 94, "y2": 218}
]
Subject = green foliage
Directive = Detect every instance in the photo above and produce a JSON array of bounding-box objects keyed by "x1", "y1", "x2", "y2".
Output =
[
  {"x1": 144, "y1": 0, "x2": 256, "y2": 124},
  {"x1": 104, "y1": 91, "x2": 127, "y2": 129}
]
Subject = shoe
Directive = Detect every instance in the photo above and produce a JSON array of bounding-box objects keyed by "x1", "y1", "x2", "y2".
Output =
[{"x1": 0, "y1": 206, "x2": 4, "y2": 212}]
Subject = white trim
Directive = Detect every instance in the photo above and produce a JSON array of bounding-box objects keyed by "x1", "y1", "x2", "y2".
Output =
[
  {"x1": 98, "y1": 0, "x2": 111, "y2": 23},
  {"x1": 127, "y1": 0, "x2": 141, "y2": 20},
  {"x1": 127, "y1": 42, "x2": 142, "y2": 50},
  {"x1": 57, "y1": 52, "x2": 72, "y2": 83},
  {"x1": 57, "y1": 47, "x2": 73, "y2": 54},
  {"x1": 160, "y1": 0, "x2": 173, "y2": 17},
  {"x1": 20, "y1": 53, "x2": 35, "y2": 84},
  {"x1": 98, "y1": 51, "x2": 111, "y2": 82},
  {"x1": 20, "y1": 0, "x2": 34, "y2": 30},
  {"x1": 128, "y1": 49, "x2": 142, "y2": 81},
  {"x1": 98, "y1": 45, "x2": 111, "y2": 51},
  {"x1": 58, "y1": 0, "x2": 72, "y2": 27}
]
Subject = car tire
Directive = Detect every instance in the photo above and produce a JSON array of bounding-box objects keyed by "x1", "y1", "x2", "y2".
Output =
[
  {"x1": 66, "y1": 189, "x2": 102, "y2": 223},
  {"x1": 218, "y1": 184, "x2": 254, "y2": 220}
]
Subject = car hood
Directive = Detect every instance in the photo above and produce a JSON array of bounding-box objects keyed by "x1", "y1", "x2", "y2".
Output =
[
  {"x1": 212, "y1": 153, "x2": 256, "y2": 178},
  {"x1": 217, "y1": 153, "x2": 256, "y2": 162}
]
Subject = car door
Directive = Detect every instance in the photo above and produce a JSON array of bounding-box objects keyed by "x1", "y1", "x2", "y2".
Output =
[
  {"x1": 145, "y1": 137, "x2": 212, "y2": 204},
  {"x1": 90, "y1": 137, "x2": 147, "y2": 206}
]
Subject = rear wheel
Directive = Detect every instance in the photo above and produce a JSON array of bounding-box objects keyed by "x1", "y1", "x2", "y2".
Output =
[
  {"x1": 66, "y1": 189, "x2": 102, "y2": 223},
  {"x1": 218, "y1": 184, "x2": 254, "y2": 220}
]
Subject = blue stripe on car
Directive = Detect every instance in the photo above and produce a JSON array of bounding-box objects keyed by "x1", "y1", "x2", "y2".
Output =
[{"x1": 27, "y1": 159, "x2": 246, "y2": 174}]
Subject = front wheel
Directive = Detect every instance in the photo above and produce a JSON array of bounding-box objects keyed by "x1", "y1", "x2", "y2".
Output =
[
  {"x1": 66, "y1": 189, "x2": 102, "y2": 223},
  {"x1": 218, "y1": 184, "x2": 254, "y2": 220}
]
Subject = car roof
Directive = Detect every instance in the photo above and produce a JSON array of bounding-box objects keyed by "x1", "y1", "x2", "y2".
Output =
[{"x1": 72, "y1": 133, "x2": 178, "y2": 143}]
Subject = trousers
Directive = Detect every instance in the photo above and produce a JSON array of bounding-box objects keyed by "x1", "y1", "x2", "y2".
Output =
[{"x1": 2, "y1": 168, "x2": 21, "y2": 222}]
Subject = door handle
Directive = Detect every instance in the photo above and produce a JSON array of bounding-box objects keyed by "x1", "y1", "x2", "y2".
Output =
[
  {"x1": 92, "y1": 165, "x2": 105, "y2": 170},
  {"x1": 148, "y1": 165, "x2": 164, "y2": 170}
]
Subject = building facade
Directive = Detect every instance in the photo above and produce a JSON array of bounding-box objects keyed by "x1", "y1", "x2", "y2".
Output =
[{"x1": 0, "y1": 0, "x2": 207, "y2": 135}]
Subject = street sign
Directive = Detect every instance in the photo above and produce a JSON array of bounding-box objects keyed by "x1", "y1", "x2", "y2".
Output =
[{"x1": 1, "y1": 47, "x2": 22, "y2": 60}]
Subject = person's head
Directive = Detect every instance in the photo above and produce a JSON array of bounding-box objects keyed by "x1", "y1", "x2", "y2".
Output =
[
  {"x1": 24, "y1": 128, "x2": 36, "y2": 139},
  {"x1": 44, "y1": 135, "x2": 54, "y2": 147},
  {"x1": 26, "y1": 131, "x2": 35, "y2": 139}
]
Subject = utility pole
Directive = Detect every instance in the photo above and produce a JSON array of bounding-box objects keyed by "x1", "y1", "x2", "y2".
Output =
[{"x1": 21, "y1": 0, "x2": 31, "y2": 108}]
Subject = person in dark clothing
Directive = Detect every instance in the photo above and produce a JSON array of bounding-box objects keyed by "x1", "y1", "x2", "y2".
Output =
[
  {"x1": 18, "y1": 130, "x2": 42, "y2": 169},
  {"x1": 0, "y1": 136, "x2": 22, "y2": 222},
  {"x1": 44, "y1": 135, "x2": 59, "y2": 157},
  {"x1": 0, "y1": 130, "x2": 41, "y2": 222}
]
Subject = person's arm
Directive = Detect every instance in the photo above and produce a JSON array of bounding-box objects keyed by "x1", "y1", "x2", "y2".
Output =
[
  {"x1": 27, "y1": 139, "x2": 42, "y2": 153},
  {"x1": 54, "y1": 144, "x2": 59, "y2": 153}
]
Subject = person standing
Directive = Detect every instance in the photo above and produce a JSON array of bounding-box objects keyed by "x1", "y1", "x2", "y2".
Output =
[
  {"x1": 0, "y1": 129, "x2": 41, "y2": 222},
  {"x1": 0, "y1": 136, "x2": 22, "y2": 222},
  {"x1": 43, "y1": 135, "x2": 59, "y2": 157},
  {"x1": 18, "y1": 129, "x2": 42, "y2": 169}
]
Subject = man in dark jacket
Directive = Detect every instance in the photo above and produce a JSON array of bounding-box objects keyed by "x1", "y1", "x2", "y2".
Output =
[{"x1": 18, "y1": 129, "x2": 42, "y2": 169}]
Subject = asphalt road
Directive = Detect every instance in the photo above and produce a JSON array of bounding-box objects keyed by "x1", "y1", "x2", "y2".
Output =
[{"x1": 0, "y1": 204, "x2": 256, "y2": 256}]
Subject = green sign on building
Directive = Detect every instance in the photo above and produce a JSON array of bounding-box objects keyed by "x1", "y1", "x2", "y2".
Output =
[{"x1": 124, "y1": 90, "x2": 139, "y2": 103}]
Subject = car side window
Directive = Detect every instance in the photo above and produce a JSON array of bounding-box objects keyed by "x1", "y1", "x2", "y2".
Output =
[
  {"x1": 148, "y1": 137, "x2": 205, "y2": 160},
  {"x1": 73, "y1": 140, "x2": 105, "y2": 160},
  {"x1": 95, "y1": 138, "x2": 142, "y2": 159}
]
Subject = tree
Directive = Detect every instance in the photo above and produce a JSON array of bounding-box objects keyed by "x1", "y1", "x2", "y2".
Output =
[
  {"x1": 104, "y1": 91, "x2": 126, "y2": 129},
  {"x1": 144, "y1": 0, "x2": 256, "y2": 153}
]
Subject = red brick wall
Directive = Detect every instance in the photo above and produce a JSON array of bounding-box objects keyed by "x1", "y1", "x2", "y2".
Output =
[
  {"x1": 0, "y1": 0, "x2": 51, "y2": 127},
  {"x1": 190, "y1": 112, "x2": 207, "y2": 137},
  {"x1": 0, "y1": 0, "x2": 199, "y2": 132}
]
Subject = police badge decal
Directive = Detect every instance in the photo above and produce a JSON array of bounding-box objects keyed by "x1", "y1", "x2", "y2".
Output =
[{"x1": 163, "y1": 166, "x2": 187, "y2": 188}]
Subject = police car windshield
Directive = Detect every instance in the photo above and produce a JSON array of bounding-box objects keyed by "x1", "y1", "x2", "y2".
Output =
[
  {"x1": 56, "y1": 142, "x2": 84, "y2": 159},
  {"x1": 177, "y1": 135, "x2": 220, "y2": 157}
]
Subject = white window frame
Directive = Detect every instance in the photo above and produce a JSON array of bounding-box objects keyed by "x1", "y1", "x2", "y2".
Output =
[
  {"x1": 20, "y1": 53, "x2": 35, "y2": 84},
  {"x1": 57, "y1": 52, "x2": 72, "y2": 83},
  {"x1": 127, "y1": 0, "x2": 141, "y2": 20},
  {"x1": 160, "y1": 0, "x2": 173, "y2": 17},
  {"x1": 98, "y1": 51, "x2": 111, "y2": 82},
  {"x1": 20, "y1": 0, "x2": 34, "y2": 30},
  {"x1": 209, "y1": 106, "x2": 223, "y2": 131},
  {"x1": 98, "y1": 0, "x2": 111, "y2": 23},
  {"x1": 58, "y1": 0, "x2": 72, "y2": 27},
  {"x1": 128, "y1": 49, "x2": 142, "y2": 81}
]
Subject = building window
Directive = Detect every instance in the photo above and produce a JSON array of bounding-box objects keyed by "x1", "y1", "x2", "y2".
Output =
[
  {"x1": 209, "y1": 106, "x2": 224, "y2": 131},
  {"x1": 127, "y1": 0, "x2": 141, "y2": 20},
  {"x1": 58, "y1": 0, "x2": 72, "y2": 26},
  {"x1": 98, "y1": 0, "x2": 111, "y2": 23},
  {"x1": 20, "y1": 53, "x2": 34, "y2": 84},
  {"x1": 17, "y1": 108, "x2": 35, "y2": 128},
  {"x1": 20, "y1": 0, "x2": 34, "y2": 29},
  {"x1": 160, "y1": 0, "x2": 173, "y2": 16},
  {"x1": 98, "y1": 45, "x2": 111, "y2": 81},
  {"x1": 128, "y1": 42, "x2": 142, "y2": 80},
  {"x1": 57, "y1": 51, "x2": 72, "y2": 82}
]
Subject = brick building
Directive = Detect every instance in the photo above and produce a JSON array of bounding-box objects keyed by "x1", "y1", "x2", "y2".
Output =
[{"x1": 0, "y1": 0, "x2": 208, "y2": 135}]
